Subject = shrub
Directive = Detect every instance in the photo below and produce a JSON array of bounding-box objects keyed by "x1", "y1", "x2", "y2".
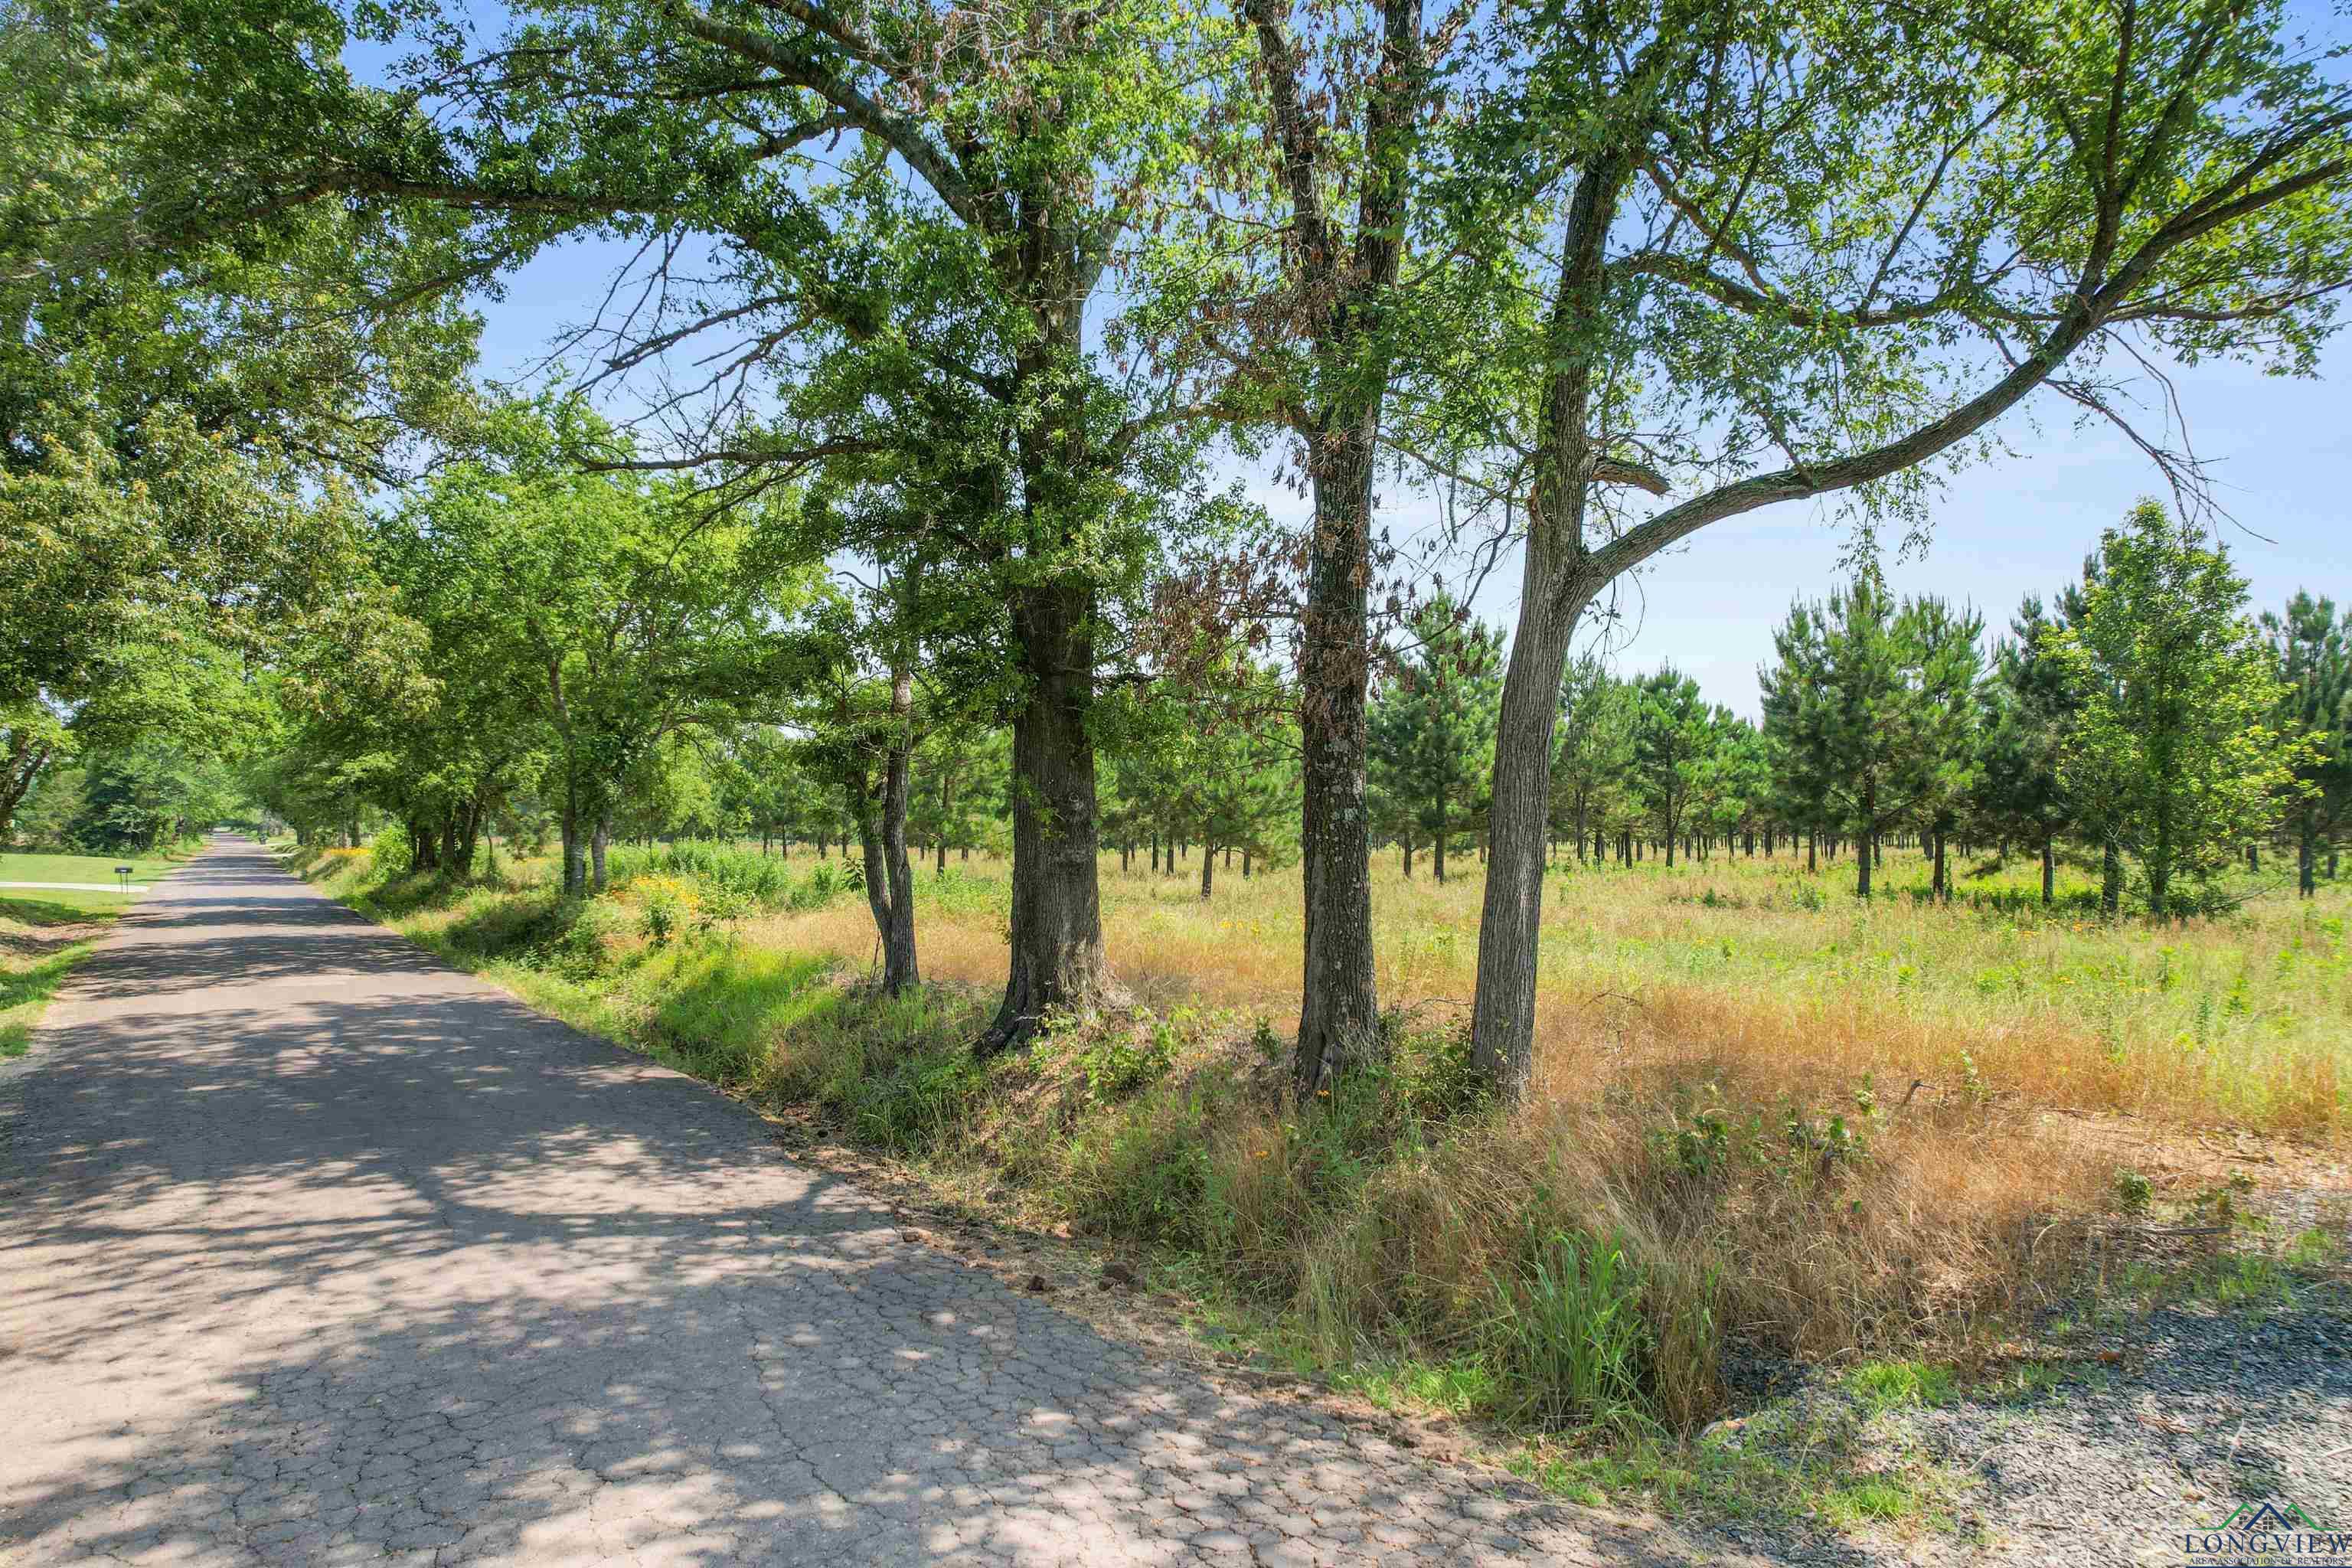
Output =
[
  {"x1": 627, "y1": 874, "x2": 700, "y2": 945},
  {"x1": 366, "y1": 826, "x2": 412, "y2": 879}
]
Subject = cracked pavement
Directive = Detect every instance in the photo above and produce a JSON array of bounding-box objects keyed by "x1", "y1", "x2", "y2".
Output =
[{"x1": 0, "y1": 839, "x2": 1740, "y2": 1566}]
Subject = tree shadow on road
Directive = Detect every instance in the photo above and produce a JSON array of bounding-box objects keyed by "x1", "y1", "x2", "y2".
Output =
[{"x1": 1, "y1": 851, "x2": 1735, "y2": 1566}]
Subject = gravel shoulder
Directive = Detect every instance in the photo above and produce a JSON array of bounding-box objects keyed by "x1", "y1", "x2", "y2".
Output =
[{"x1": 1913, "y1": 1289, "x2": 2352, "y2": 1565}]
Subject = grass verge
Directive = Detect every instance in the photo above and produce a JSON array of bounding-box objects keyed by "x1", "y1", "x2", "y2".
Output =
[{"x1": 289, "y1": 840, "x2": 2344, "y2": 1540}]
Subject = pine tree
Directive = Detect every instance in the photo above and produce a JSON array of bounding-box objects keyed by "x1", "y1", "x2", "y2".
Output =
[
  {"x1": 1761, "y1": 574, "x2": 1981, "y2": 898},
  {"x1": 1628, "y1": 668, "x2": 1726, "y2": 868},
  {"x1": 1550, "y1": 655, "x2": 1635, "y2": 864},
  {"x1": 2264, "y1": 593, "x2": 2352, "y2": 896},
  {"x1": 1977, "y1": 596, "x2": 2082, "y2": 904},
  {"x1": 1367, "y1": 599, "x2": 1504, "y2": 884},
  {"x1": 2051, "y1": 502, "x2": 2310, "y2": 916}
]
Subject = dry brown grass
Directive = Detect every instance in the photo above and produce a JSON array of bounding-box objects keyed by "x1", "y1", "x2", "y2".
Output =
[
  {"x1": 315, "y1": 838, "x2": 2346, "y2": 1433},
  {"x1": 757, "y1": 847, "x2": 2347, "y2": 1138},
  {"x1": 722, "y1": 844, "x2": 2337, "y2": 1421}
]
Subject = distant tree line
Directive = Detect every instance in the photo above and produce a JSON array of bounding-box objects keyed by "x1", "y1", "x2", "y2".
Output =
[
  {"x1": 11, "y1": 0, "x2": 2352, "y2": 1098},
  {"x1": 1508, "y1": 504, "x2": 2341, "y2": 916}
]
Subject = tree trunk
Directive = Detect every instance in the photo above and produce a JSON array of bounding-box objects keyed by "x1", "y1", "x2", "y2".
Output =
[
  {"x1": 982, "y1": 580, "x2": 1113, "y2": 1053},
  {"x1": 560, "y1": 774, "x2": 585, "y2": 896},
  {"x1": 1200, "y1": 840, "x2": 1214, "y2": 901},
  {"x1": 1468, "y1": 550, "x2": 1600, "y2": 1090},
  {"x1": 2300, "y1": 823, "x2": 2316, "y2": 897},
  {"x1": 876, "y1": 657, "x2": 920, "y2": 995},
  {"x1": 590, "y1": 812, "x2": 609, "y2": 894},
  {"x1": 1932, "y1": 828, "x2": 1947, "y2": 901},
  {"x1": 2100, "y1": 840, "x2": 2123, "y2": 916},
  {"x1": 1292, "y1": 421, "x2": 1383, "y2": 1095},
  {"x1": 2042, "y1": 833, "x2": 2056, "y2": 906},
  {"x1": 0, "y1": 736, "x2": 52, "y2": 848}
]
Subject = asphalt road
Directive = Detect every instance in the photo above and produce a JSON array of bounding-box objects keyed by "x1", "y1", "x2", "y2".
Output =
[{"x1": 0, "y1": 838, "x2": 1732, "y2": 1567}]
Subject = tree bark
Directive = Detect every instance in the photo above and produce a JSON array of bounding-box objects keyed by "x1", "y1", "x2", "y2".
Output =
[
  {"x1": 1200, "y1": 839, "x2": 1214, "y2": 900},
  {"x1": 1469, "y1": 555, "x2": 1602, "y2": 1090},
  {"x1": 590, "y1": 812, "x2": 609, "y2": 894},
  {"x1": 1292, "y1": 423, "x2": 1383, "y2": 1093},
  {"x1": 0, "y1": 734, "x2": 54, "y2": 848},
  {"x1": 1856, "y1": 801, "x2": 1874, "y2": 900},
  {"x1": 2042, "y1": 834, "x2": 2056, "y2": 906},
  {"x1": 559, "y1": 770, "x2": 586, "y2": 896},
  {"x1": 1465, "y1": 147, "x2": 1641, "y2": 1093},
  {"x1": 981, "y1": 579, "x2": 1113, "y2": 1052},
  {"x1": 1243, "y1": 0, "x2": 1422, "y2": 1096}
]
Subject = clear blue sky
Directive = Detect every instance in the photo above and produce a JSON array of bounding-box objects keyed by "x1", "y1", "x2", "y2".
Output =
[
  {"x1": 461, "y1": 190, "x2": 2346, "y2": 728},
  {"x1": 1446, "y1": 344, "x2": 2350, "y2": 719}
]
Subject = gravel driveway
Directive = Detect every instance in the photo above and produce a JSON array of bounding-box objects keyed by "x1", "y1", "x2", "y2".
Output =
[{"x1": 0, "y1": 840, "x2": 1745, "y2": 1567}]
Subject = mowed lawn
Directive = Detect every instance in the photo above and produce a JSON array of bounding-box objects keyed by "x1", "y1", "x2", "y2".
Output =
[
  {"x1": 1, "y1": 848, "x2": 184, "y2": 1056},
  {"x1": 0, "y1": 849, "x2": 185, "y2": 911}
]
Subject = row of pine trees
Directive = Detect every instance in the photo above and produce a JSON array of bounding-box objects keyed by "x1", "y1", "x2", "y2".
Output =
[{"x1": 1370, "y1": 505, "x2": 2346, "y2": 913}]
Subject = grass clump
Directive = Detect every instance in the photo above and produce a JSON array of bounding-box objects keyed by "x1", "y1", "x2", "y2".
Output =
[
  {"x1": 289, "y1": 839, "x2": 2346, "y2": 1540},
  {"x1": 0, "y1": 926, "x2": 98, "y2": 1057}
]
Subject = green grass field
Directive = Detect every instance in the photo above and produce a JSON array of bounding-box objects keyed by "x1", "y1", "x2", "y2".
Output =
[
  {"x1": 0, "y1": 850, "x2": 185, "y2": 913},
  {"x1": 0, "y1": 847, "x2": 188, "y2": 1056}
]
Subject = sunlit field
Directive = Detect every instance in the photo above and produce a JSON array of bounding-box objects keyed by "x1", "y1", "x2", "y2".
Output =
[
  {"x1": 308, "y1": 835, "x2": 2349, "y2": 1449},
  {"x1": 0, "y1": 847, "x2": 188, "y2": 1056},
  {"x1": 733, "y1": 843, "x2": 2349, "y2": 1138}
]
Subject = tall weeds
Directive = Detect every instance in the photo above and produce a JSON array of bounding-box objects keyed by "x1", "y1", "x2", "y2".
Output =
[{"x1": 292, "y1": 840, "x2": 2331, "y2": 1439}]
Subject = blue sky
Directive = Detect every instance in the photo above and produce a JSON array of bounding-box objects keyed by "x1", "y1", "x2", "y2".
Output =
[{"x1": 469, "y1": 237, "x2": 2345, "y2": 720}]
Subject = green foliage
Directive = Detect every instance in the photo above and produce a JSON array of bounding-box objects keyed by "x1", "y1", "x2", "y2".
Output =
[
  {"x1": 1076, "y1": 1011, "x2": 1182, "y2": 1102},
  {"x1": 1763, "y1": 575, "x2": 1982, "y2": 896},
  {"x1": 365, "y1": 825, "x2": 413, "y2": 880},
  {"x1": 2264, "y1": 593, "x2": 2352, "y2": 894},
  {"x1": 1484, "y1": 1232, "x2": 1653, "y2": 1433},
  {"x1": 629, "y1": 844, "x2": 795, "y2": 906},
  {"x1": 1840, "y1": 1360, "x2": 1955, "y2": 1416},
  {"x1": 1369, "y1": 597, "x2": 1504, "y2": 878},
  {"x1": 2051, "y1": 503, "x2": 2312, "y2": 915},
  {"x1": 847, "y1": 1050, "x2": 981, "y2": 1155},
  {"x1": 1631, "y1": 668, "x2": 1743, "y2": 868},
  {"x1": 1550, "y1": 654, "x2": 1639, "y2": 856}
]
